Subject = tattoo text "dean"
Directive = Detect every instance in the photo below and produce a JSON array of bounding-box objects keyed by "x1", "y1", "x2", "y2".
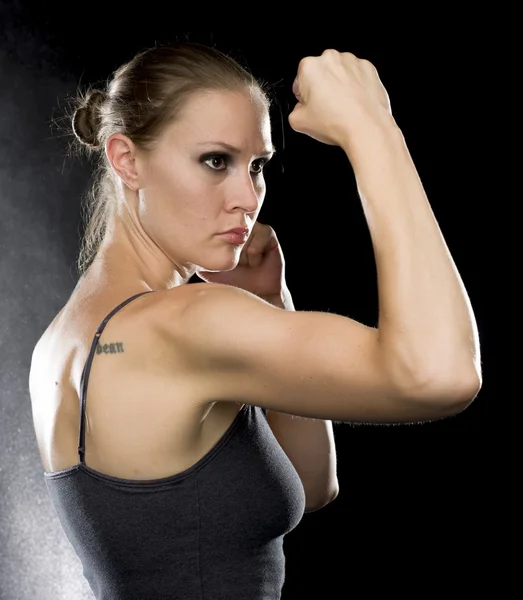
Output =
[{"x1": 96, "y1": 342, "x2": 124, "y2": 355}]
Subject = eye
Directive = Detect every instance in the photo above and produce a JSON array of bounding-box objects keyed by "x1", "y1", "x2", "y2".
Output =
[
  {"x1": 202, "y1": 154, "x2": 270, "y2": 175},
  {"x1": 203, "y1": 155, "x2": 228, "y2": 171},
  {"x1": 251, "y1": 158, "x2": 269, "y2": 175}
]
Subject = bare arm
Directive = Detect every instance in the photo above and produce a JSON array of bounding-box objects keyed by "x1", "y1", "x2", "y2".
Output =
[
  {"x1": 342, "y1": 117, "x2": 482, "y2": 398},
  {"x1": 261, "y1": 289, "x2": 339, "y2": 511},
  {"x1": 168, "y1": 58, "x2": 481, "y2": 424}
]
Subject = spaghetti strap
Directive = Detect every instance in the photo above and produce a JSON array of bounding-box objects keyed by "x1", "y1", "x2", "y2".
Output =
[{"x1": 77, "y1": 291, "x2": 154, "y2": 464}]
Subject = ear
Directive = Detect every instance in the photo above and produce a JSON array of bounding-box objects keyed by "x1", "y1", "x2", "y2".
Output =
[{"x1": 105, "y1": 134, "x2": 142, "y2": 191}]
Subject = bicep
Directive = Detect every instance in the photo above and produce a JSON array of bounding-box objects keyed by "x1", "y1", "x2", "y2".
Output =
[{"x1": 176, "y1": 284, "x2": 459, "y2": 424}]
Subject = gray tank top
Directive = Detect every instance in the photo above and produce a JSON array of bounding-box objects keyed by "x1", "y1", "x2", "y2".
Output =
[{"x1": 44, "y1": 291, "x2": 306, "y2": 599}]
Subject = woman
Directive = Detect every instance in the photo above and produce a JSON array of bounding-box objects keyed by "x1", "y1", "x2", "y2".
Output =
[{"x1": 29, "y1": 42, "x2": 481, "y2": 599}]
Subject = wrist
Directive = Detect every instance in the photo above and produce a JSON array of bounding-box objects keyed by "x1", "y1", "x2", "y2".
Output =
[{"x1": 339, "y1": 113, "x2": 403, "y2": 162}]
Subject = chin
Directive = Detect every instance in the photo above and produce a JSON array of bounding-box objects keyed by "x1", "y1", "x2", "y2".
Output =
[{"x1": 195, "y1": 255, "x2": 240, "y2": 274}]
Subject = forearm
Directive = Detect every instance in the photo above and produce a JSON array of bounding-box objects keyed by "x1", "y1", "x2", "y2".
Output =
[
  {"x1": 342, "y1": 121, "x2": 481, "y2": 393},
  {"x1": 261, "y1": 288, "x2": 339, "y2": 507}
]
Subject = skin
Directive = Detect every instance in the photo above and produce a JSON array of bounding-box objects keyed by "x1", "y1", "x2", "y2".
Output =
[{"x1": 87, "y1": 88, "x2": 276, "y2": 290}]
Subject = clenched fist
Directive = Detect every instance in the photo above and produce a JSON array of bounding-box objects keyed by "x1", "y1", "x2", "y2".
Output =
[{"x1": 289, "y1": 49, "x2": 393, "y2": 148}]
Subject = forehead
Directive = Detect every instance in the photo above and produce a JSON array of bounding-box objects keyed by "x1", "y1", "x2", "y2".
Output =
[{"x1": 166, "y1": 89, "x2": 272, "y2": 149}]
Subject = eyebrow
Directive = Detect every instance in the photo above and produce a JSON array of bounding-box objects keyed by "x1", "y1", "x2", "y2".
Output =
[{"x1": 197, "y1": 141, "x2": 276, "y2": 157}]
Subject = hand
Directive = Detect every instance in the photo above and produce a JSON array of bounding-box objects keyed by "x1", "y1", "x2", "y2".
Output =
[
  {"x1": 289, "y1": 49, "x2": 393, "y2": 147},
  {"x1": 197, "y1": 221, "x2": 286, "y2": 298}
]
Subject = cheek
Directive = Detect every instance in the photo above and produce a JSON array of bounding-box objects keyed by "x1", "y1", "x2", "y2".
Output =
[
  {"x1": 147, "y1": 167, "x2": 199, "y2": 210},
  {"x1": 146, "y1": 160, "x2": 225, "y2": 224}
]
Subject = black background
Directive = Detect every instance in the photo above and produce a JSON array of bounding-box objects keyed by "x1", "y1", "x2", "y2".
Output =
[{"x1": 0, "y1": 4, "x2": 496, "y2": 599}]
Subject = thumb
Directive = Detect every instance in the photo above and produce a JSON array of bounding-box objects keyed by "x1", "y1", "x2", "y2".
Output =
[{"x1": 288, "y1": 101, "x2": 306, "y2": 134}]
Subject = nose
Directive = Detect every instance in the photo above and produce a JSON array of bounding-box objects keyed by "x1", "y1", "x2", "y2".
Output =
[{"x1": 227, "y1": 172, "x2": 263, "y2": 214}]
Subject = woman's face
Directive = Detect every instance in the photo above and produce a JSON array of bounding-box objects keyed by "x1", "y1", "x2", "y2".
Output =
[{"x1": 136, "y1": 89, "x2": 275, "y2": 280}]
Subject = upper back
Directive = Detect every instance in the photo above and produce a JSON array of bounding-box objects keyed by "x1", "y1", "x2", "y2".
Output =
[{"x1": 29, "y1": 282, "x2": 227, "y2": 479}]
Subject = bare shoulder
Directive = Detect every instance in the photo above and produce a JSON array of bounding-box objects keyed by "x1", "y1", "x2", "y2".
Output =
[{"x1": 161, "y1": 282, "x2": 467, "y2": 424}]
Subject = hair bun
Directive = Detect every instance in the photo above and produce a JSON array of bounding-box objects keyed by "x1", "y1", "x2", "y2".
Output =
[{"x1": 72, "y1": 89, "x2": 107, "y2": 150}]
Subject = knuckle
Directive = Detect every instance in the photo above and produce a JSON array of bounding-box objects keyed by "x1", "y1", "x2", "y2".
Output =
[
  {"x1": 322, "y1": 49, "x2": 343, "y2": 63},
  {"x1": 298, "y1": 55, "x2": 314, "y2": 74},
  {"x1": 360, "y1": 58, "x2": 377, "y2": 72},
  {"x1": 341, "y1": 51, "x2": 358, "y2": 62}
]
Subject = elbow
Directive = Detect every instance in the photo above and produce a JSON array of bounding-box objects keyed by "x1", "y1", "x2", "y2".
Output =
[
  {"x1": 304, "y1": 484, "x2": 340, "y2": 514},
  {"x1": 305, "y1": 491, "x2": 339, "y2": 514},
  {"x1": 405, "y1": 369, "x2": 482, "y2": 418},
  {"x1": 383, "y1": 346, "x2": 482, "y2": 418},
  {"x1": 440, "y1": 369, "x2": 482, "y2": 409},
  {"x1": 438, "y1": 378, "x2": 481, "y2": 416}
]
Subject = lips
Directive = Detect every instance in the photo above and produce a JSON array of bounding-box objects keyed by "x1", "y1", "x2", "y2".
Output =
[
  {"x1": 223, "y1": 228, "x2": 249, "y2": 235},
  {"x1": 219, "y1": 230, "x2": 249, "y2": 245}
]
